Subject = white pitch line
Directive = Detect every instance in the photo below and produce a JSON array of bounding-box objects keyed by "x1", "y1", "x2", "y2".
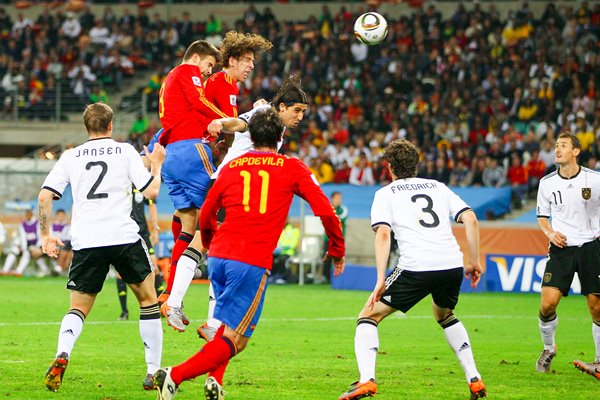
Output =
[{"x1": 0, "y1": 314, "x2": 588, "y2": 327}]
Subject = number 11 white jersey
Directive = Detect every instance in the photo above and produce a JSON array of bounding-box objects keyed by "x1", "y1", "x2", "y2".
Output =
[
  {"x1": 371, "y1": 177, "x2": 471, "y2": 272},
  {"x1": 42, "y1": 137, "x2": 153, "y2": 250}
]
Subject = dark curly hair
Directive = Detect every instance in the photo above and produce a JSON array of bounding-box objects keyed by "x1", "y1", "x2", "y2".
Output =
[
  {"x1": 220, "y1": 31, "x2": 273, "y2": 67},
  {"x1": 383, "y1": 139, "x2": 419, "y2": 180},
  {"x1": 249, "y1": 108, "x2": 284, "y2": 149}
]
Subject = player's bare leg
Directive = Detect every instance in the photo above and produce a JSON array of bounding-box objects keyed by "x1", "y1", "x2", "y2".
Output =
[
  {"x1": 128, "y1": 271, "x2": 163, "y2": 390},
  {"x1": 45, "y1": 292, "x2": 96, "y2": 391},
  {"x1": 574, "y1": 293, "x2": 600, "y2": 379},
  {"x1": 537, "y1": 287, "x2": 561, "y2": 372},
  {"x1": 433, "y1": 303, "x2": 486, "y2": 399}
]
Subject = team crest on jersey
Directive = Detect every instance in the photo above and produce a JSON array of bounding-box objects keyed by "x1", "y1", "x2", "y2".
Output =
[
  {"x1": 192, "y1": 76, "x2": 202, "y2": 87},
  {"x1": 230, "y1": 95, "x2": 237, "y2": 106},
  {"x1": 543, "y1": 272, "x2": 552, "y2": 283},
  {"x1": 582, "y1": 187, "x2": 591, "y2": 200}
]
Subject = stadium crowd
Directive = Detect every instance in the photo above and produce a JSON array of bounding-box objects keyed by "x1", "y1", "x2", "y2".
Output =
[{"x1": 1, "y1": 2, "x2": 600, "y2": 207}]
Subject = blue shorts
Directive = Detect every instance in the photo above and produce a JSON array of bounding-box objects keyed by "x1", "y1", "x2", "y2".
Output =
[
  {"x1": 162, "y1": 139, "x2": 214, "y2": 210},
  {"x1": 209, "y1": 257, "x2": 269, "y2": 338}
]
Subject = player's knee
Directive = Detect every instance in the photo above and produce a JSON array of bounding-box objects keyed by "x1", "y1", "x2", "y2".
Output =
[
  {"x1": 587, "y1": 301, "x2": 600, "y2": 320},
  {"x1": 539, "y1": 301, "x2": 558, "y2": 317}
]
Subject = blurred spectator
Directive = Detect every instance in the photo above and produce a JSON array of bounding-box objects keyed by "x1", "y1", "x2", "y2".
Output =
[
  {"x1": 349, "y1": 154, "x2": 375, "y2": 186},
  {"x1": 507, "y1": 153, "x2": 528, "y2": 208},
  {"x1": 272, "y1": 220, "x2": 300, "y2": 284},
  {"x1": 482, "y1": 156, "x2": 506, "y2": 187},
  {"x1": 526, "y1": 149, "x2": 546, "y2": 198},
  {"x1": 1, "y1": 208, "x2": 49, "y2": 277}
]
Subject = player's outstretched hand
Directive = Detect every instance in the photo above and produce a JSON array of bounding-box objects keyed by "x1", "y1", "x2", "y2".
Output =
[
  {"x1": 547, "y1": 231, "x2": 567, "y2": 248},
  {"x1": 145, "y1": 144, "x2": 165, "y2": 166},
  {"x1": 465, "y1": 261, "x2": 483, "y2": 288},
  {"x1": 367, "y1": 279, "x2": 386, "y2": 310},
  {"x1": 207, "y1": 119, "x2": 224, "y2": 137},
  {"x1": 253, "y1": 99, "x2": 268, "y2": 108},
  {"x1": 42, "y1": 235, "x2": 64, "y2": 259},
  {"x1": 323, "y1": 253, "x2": 345, "y2": 276}
]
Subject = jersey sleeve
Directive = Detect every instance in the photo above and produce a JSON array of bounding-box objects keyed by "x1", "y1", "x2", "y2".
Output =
[
  {"x1": 291, "y1": 160, "x2": 345, "y2": 258},
  {"x1": 177, "y1": 67, "x2": 228, "y2": 120},
  {"x1": 239, "y1": 104, "x2": 271, "y2": 124},
  {"x1": 126, "y1": 145, "x2": 154, "y2": 192},
  {"x1": 442, "y1": 183, "x2": 471, "y2": 222},
  {"x1": 370, "y1": 188, "x2": 392, "y2": 231},
  {"x1": 199, "y1": 173, "x2": 224, "y2": 249},
  {"x1": 536, "y1": 179, "x2": 551, "y2": 218},
  {"x1": 205, "y1": 73, "x2": 238, "y2": 117},
  {"x1": 41, "y1": 150, "x2": 71, "y2": 199}
]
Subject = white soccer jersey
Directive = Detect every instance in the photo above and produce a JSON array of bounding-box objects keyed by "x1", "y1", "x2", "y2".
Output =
[
  {"x1": 537, "y1": 166, "x2": 600, "y2": 246},
  {"x1": 211, "y1": 104, "x2": 284, "y2": 179},
  {"x1": 371, "y1": 177, "x2": 471, "y2": 272},
  {"x1": 42, "y1": 137, "x2": 153, "y2": 250}
]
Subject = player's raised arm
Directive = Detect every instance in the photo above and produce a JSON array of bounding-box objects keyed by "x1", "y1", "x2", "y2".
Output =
[
  {"x1": 207, "y1": 117, "x2": 249, "y2": 136},
  {"x1": 140, "y1": 143, "x2": 165, "y2": 200}
]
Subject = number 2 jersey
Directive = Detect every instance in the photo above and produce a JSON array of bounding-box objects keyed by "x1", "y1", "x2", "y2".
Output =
[
  {"x1": 200, "y1": 151, "x2": 345, "y2": 270},
  {"x1": 537, "y1": 166, "x2": 600, "y2": 246},
  {"x1": 41, "y1": 137, "x2": 154, "y2": 250},
  {"x1": 371, "y1": 177, "x2": 471, "y2": 272}
]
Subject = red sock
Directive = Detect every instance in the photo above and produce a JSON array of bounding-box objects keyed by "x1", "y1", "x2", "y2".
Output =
[
  {"x1": 171, "y1": 215, "x2": 182, "y2": 239},
  {"x1": 170, "y1": 335, "x2": 237, "y2": 385},
  {"x1": 165, "y1": 232, "x2": 193, "y2": 293},
  {"x1": 208, "y1": 326, "x2": 229, "y2": 384}
]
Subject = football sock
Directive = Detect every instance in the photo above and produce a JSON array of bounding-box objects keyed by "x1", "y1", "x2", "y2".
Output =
[
  {"x1": 56, "y1": 309, "x2": 85, "y2": 356},
  {"x1": 539, "y1": 312, "x2": 558, "y2": 351},
  {"x1": 355, "y1": 318, "x2": 379, "y2": 383},
  {"x1": 171, "y1": 215, "x2": 182, "y2": 240},
  {"x1": 140, "y1": 303, "x2": 162, "y2": 375},
  {"x1": 167, "y1": 248, "x2": 203, "y2": 308},
  {"x1": 116, "y1": 278, "x2": 128, "y2": 313},
  {"x1": 439, "y1": 315, "x2": 480, "y2": 382},
  {"x1": 171, "y1": 334, "x2": 237, "y2": 385},
  {"x1": 593, "y1": 320, "x2": 600, "y2": 362},
  {"x1": 208, "y1": 326, "x2": 229, "y2": 384},
  {"x1": 165, "y1": 232, "x2": 193, "y2": 293},
  {"x1": 15, "y1": 252, "x2": 31, "y2": 274},
  {"x1": 2, "y1": 253, "x2": 16, "y2": 273},
  {"x1": 207, "y1": 283, "x2": 221, "y2": 328},
  {"x1": 35, "y1": 258, "x2": 49, "y2": 274}
]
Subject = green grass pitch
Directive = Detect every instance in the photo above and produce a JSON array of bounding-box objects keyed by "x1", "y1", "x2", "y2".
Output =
[{"x1": 0, "y1": 277, "x2": 598, "y2": 399}]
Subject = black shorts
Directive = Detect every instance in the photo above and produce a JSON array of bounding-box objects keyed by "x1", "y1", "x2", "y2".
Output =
[
  {"x1": 67, "y1": 239, "x2": 154, "y2": 294},
  {"x1": 380, "y1": 267, "x2": 463, "y2": 313},
  {"x1": 542, "y1": 239, "x2": 600, "y2": 296}
]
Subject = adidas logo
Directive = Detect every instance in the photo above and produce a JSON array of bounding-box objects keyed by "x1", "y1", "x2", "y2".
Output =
[
  {"x1": 67, "y1": 280, "x2": 76, "y2": 287},
  {"x1": 459, "y1": 342, "x2": 471, "y2": 351},
  {"x1": 62, "y1": 329, "x2": 74, "y2": 336},
  {"x1": 568, "y1": 184, "x2": 574, "y2": 189},
  {"x1": 383, "y1": 295, "x2": 392, "y2": 302}
]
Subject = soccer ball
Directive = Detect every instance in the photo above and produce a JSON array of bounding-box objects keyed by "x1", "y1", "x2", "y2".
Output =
[{"x1": 354, "y1": 12, "x2": 388, "y2": 46}]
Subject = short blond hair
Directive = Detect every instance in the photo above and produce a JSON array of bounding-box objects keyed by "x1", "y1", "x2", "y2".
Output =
[{"x1": 83, "y1": 102, "x2": 113, "y2": 134}]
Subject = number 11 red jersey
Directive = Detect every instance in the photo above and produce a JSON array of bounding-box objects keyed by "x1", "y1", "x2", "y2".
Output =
[{"x1": 200, "y1": 151, "x2": 345, "y2": 270}]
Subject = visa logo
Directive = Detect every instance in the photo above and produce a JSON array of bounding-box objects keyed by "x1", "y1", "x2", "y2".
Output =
[{"x1": 486, "y1": 254, "x2": 581, "y2": 294}]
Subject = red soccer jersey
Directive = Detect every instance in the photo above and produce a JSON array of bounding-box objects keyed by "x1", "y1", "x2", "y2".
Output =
[
  {"x1": 205, "y1": 71, "x2": 239, "y2": 118},
  {"x1": 200, "y1": 151, "x2": 345, "y2": 269},
  {"x1": 158, "y1": 64, "x2": 228, "y2": 145}
]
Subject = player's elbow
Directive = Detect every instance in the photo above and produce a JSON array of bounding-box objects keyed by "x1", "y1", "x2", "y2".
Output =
[
  {"x1": 460, "y1": 210, "x2": 479, "y2": 229},
  {"x1": 142, "y1": 185, "x2": 159, "y2": 200}
]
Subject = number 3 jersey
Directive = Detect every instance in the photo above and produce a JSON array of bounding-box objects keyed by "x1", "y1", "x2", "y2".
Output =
[
  {"x1": 41, "y1": 137, "x2": 154, "y2": 250},
  {"x1": 371, "y1": 177, "x2": 471, "y2": 272},
  {"x1": 537, "y1": 167, "x2": 600, "y2": 246},
  {"x1": 200, "y1": 151, "x2": 345, "y2": 270}
]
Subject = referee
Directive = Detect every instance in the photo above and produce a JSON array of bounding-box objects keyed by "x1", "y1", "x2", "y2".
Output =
[{"x1": 535, "y1": 131, "x2": 600, "y2": 379}]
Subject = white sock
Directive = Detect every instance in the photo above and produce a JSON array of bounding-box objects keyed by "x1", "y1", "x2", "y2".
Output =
[
  {"x1": 539, "y1": 314, "x2": 558, "y2": 351},
  {"x1": 139, "y1": 305, "x2": 162, "y2": 375},
  {"x1": 206, "y1": 283, "x2": 222, "y2": 328},
  {"x1": 593, "y1": 321, "x2": 600, "y2": 362},
  {"x1": 355, "y1": 320, "x2": 379, "y2": 383},
  {"x1": 56, "y1": 310, "x2": 85, "y2": 356},
  {"x1": 443, "y1": 321, "x2": 480, "y2": 382},
  {"x1": 15, "y1": 252, "x2": 31, "y2": 274},
  {"x1": 2, "y1": 253, "x2": 16, "y2": 273},
  {"x1": 36, "y1": 258, "x2": 49, "y2": 273},
  {"x1": 167, "y1": 252, "x2": 198, "y2": 308}
]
